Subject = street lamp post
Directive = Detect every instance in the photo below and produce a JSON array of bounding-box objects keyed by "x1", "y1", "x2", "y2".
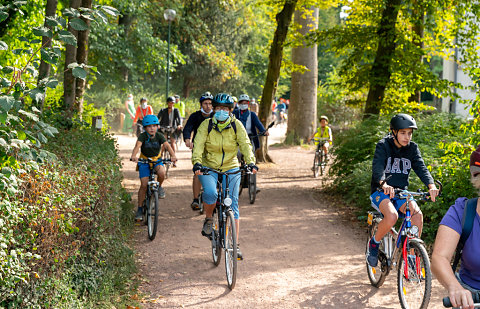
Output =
[{"x1": 164, "y1": 9, "x2": 176, "y2": 100}]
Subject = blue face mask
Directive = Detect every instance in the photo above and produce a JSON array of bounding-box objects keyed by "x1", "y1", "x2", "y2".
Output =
[{"x1": 214, "y1": 110, "x2": 229, "y2": 121}]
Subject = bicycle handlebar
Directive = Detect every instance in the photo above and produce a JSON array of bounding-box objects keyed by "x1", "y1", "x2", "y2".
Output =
[
  {"x1": 133, "y1": 158, "x2": 171, "y2": 164},
  {"x1": 200, "y1": 166, "x2": 245, "y2": 176},
  {"x1": 378, "y1": 175, "x2": 443, "y2": 200},
  {"x1": 443, "y1": 292, "x2": 480, "y2": 307}
]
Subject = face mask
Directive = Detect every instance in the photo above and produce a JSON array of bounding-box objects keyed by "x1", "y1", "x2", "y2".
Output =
[
  {"x1": 239, "y1": 104, "x2": 248, "y2": 110},
  {"x1": 142, "y1": 103, "x2": 147, "y2": 109},
  {"x1": 214, "y1": 110, "x2": 229, "y2": 122},
  {"x1": 201, "y1": 107, "x2": 212, "y2": 115}
]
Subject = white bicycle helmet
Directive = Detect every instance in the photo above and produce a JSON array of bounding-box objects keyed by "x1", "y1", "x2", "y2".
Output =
[{"x1": 238, "y1": 94, "x2": 250, "y2": 103}]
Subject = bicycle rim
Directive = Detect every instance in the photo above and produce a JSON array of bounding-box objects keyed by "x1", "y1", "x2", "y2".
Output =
[
  {"x1": 397, "y1": 240, "x2": 432, "y2": 309},
  {"x1": 366, "y1": 222, "x2": 388, "y2": 288},
  {"x1": 248, "y1": 174, "x2": 256, "y2": 204},
  {"x1": 313, "y1": 154, "x2": 320, "y2": 178},
  {"x1": 147, "y1": 191, "x2": 158, "y2": 240},
  {"x1": 199, "y1": 193, "x2": 204, "y2": 214},
  {"x1": 224, "y1": 210, "x2": 237, "y2": 289},
  {"x1": 211, "y1": 209, "x2": 221, "y2": 266}
]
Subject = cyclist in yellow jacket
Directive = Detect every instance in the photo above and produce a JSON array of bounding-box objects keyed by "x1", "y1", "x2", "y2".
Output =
[
  {"x1": 192, "y1": 93, "x2": 257, "y2": 260},
  {"x1": 308, "y1": 115, "x2": 333, "y2": 155}
]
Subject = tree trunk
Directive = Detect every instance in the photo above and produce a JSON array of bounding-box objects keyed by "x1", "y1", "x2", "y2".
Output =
[
  {"x1": 74, "y1": 0, "x2": 93, "y2": 120},
  {"x1": 64, "y1": 0, "x2": 81, "y2": 119},
  {"x1": 363, "y1": 0, "x2": 402, "y2": 119},
  {"x1": 182, "y1": 75, "x2": 192, "y2": 99},
  {"x1": 257, "y1": 0, "x2": 298, "y2": 163},
  {"x1": 119, "y1": 12, "x2": 133, "y2": 83},
  {"x1": 409, "y1": 1, "x2": 424, "y2": 103},
  {"x1": 37, "y1": 0, "x2": 58, "y2": 111},
  {"x1": 286, "y1": 7, "x2": 318, "y2": 144}
]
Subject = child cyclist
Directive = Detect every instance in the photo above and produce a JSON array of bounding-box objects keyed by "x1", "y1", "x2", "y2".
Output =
[
  {"x1": 130, "y1": 115, "x2": 177, "y2": 221},
  {"x1": 307, "y1": 115, "x2": 333, "y2": 156},
  {"x1": 366, "y1": 113, "x2": 439, "y2": 267}
]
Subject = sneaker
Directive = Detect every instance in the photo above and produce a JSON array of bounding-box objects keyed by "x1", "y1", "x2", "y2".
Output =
[
  {"x1": 159, "y1": 187, "x2": 165, "y2": 199},
  {"x1": 366, "y1": 237, "x2": 379, "y2": 267},
  {"x1": 135, "y1": 207, "x2": 143, "y2": 221},
  {"x1": 191, "y1": 199, "x2": 200, "y2": 211},
  {"x1": 201, "y1": 217, "x2": 213, "y2": 237},
  {"x1": 237, "y1": 245, "x2": 243, "y2": 260}
]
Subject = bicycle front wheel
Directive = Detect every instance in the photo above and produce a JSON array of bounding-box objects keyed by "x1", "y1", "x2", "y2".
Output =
[
  {"x1": 397, "y1": 240, "x2": 432, "y2": 309},
  {"x1": 211, "y1": 209, "x2": 221, "y2": 266},
  {"x1": 313, "y1": 153, "x2": 320, "y2": 178},
  {"x1": 147, "y1": 191, "x2": 159, "y2": 240},
  {"x1": 366, "y1": 220, "x2": 388, "y2": 288},
  {"x1": 320, "y1": 151, "x2": 326, "y2": 176},
  {"x1": 248, "y1": 173, "x2": 256, "y2": 204},
  {"x1": 224, "y1": 210, "x2": 237, "y2": 290}
]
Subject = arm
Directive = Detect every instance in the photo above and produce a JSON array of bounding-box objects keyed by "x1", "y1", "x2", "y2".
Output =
[
  {"x1": 411, "y1": 145, "x2": 438, "y2": 201},
  {"x1": 183, "y1": 114, "x2": 195, "y2": 147},
  {"x1": 133, "y1": 107, "x2": 140, "y2": 123},
  {"x1": 236, "y1": 120, "x2": 255, "y2": 165},
  {"x1": 307, "y1": 131, "x2": 316, "y2": 143},
  {"x1": 163, "y1": 141, "x2": 177, "y2": 163},
  {"x1": 432, "y1": 225, "x2": 474, "y2": 309},
  {"x1": 372, "y1": 141, "x2": 394, "y2": 197},
  {"x1": 174, "y1": 109, "x2": 182, "y2": 129},
  {"x1": 328, "y1": 127, "x2": 333, "y2": 144},
  {"x1": 192, "y1": 120, "x2": 208, "y2": 166},
  {"x1": 130, "y1": 140, "x2": 142, "y2": 162},
  {"x1": 252, "y1": 113, "x2": 267, "y2": 134}
]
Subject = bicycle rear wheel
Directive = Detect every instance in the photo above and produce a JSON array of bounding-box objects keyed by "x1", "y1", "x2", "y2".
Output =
[
  {"x1": 211, "y1": 208, "x2": 221, "y2": 266},
  {"x1": 224, "y1": 210, "x2": 237, "y2": 289},
  {"x1": 313, "y1": 153, "x2": 320, "y2": 178},
  {"x1": 397, "y1": 240, "x2": 432, "y2": 309},
  {"x1": 147, "y1": 191, "x2": 159, "y2": 240},
  {"x1": 366, "y1": 219, "x2": 388, "y2": 288},
  {"x1": 248, "y1": 173, "x2": 256, "y2": 204}
]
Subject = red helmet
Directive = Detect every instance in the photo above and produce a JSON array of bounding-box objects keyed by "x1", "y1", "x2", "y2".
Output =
[
  {"x1": 471, "y1": 145, "x2": 480, "y2": 167},
  {"x1": 470, "y1": 145, "x2": 480, "y2": 177}
]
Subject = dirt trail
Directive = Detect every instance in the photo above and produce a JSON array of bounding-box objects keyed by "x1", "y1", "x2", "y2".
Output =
[{"x1": 118, "y1": 127, "x2": 446, "y2": 308}]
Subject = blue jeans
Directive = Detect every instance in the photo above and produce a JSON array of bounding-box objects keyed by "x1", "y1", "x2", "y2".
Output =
[{"x1": 199, "y1": 167, "x2": 241, "y2": 219}]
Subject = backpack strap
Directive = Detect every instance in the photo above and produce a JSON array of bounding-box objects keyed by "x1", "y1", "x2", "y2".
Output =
[
  {"x1": 207, "y1": 118, "x2": 237, "y2": 135},
  {"x1": 452, "y1": 197, "x2": 478, "y2": 271}
]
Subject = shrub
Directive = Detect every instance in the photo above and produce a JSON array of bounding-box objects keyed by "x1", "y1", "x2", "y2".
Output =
[{"x1": 0, "y1": 128, "x2": 136, "y2": 308}]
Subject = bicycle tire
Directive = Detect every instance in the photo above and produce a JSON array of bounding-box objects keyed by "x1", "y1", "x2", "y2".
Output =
[
  {"x1": 366, "y1": 221, "x2": 388, "y2": 288},
  {"x1": 147, "y1": 191, "x2": 159, "y2": 240},
  {"x1": 211, "y1": 209, "x2": 221, "y2": 266},
  {"x1": 248, "y1": 173, "x2": 256, "y2": 204},
  {"x1": 313, "y1": 153, "x2": 320, "y2": 178},
  {"x1": 397, "y1": 240, "x2": 432, "y2": 309},
  {"x1": 224, "y1": 210, "x2": 237, "y2": 290},
  {"x1": 142, "y1": 198, "x2": 148, "y2": 226}
]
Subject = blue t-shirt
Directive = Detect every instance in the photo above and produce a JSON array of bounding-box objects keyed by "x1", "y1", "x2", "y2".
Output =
[{"x1": 440, "y1": 197, "x2": 480, "y2": 289}]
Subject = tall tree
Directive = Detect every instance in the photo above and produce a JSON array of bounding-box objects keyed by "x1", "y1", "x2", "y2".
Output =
[
  {"x1": 287, "y1": 6, "x2": 318, "y2": 143},
  {"x1": 74, "y1": 0, "x2": 93, "y2": 119},
  {"x1": 363, "y1": 0, "x2": 402, "y2": 118},
  {"x1": 64, "y1": 0, "x2": 81, "y2": 119},
  {"x1": 37, "y1": 0, "x2": 58, "y2": 111},
  {"x1": 257, "y1": 0, "x2": 298, "y2": 163}
]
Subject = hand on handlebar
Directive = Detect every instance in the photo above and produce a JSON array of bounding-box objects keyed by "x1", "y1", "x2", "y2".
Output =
[
  {"x1": 446, "y1": 286, "x2": 475, "y2": 309},
  {"x1": 382, "y1": 183, "x2": 395, "y2": 199},
  {"x1": 130, "y1": 157, "x2": 138, "y2": 163},
  {"x1": 193, "y1": 163, "x2": 203, "y2": 175},
  {"x1": 428, "y1": 184, "x2": 439, "y2": 202},
  {"x1": 171, "y1": 156, "x2": 178, "y2": 164}
]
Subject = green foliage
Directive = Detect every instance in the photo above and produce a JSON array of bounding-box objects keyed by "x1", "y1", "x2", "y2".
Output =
[
  {"x1": 329, "y1": 112, "x2": 477, "y2": 243},
  {"x1": 0, "y1": 128, "x2": 136, "y2": 308}
]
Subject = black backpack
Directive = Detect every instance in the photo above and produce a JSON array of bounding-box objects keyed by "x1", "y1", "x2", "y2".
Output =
[{"x1": 451, "y1": 197, "x2": 478, "y2": 271}]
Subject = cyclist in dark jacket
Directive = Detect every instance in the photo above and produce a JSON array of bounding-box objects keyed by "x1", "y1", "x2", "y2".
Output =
[
  {"x1": 366, "y1": 114, "x2": 439, "y2": 267},
  {"x1": 232, "y1": 94, "x2": 268, "y2": 151},
  {"x1": 183, "y1": 92, "x2": 214, "y2": 210},
  {"x1": 157, "y1": 96, "x2": 182, "y2": 155}
]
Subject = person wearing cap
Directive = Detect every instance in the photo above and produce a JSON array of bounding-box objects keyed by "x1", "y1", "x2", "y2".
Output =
[
  {"x1": 158, "y1": 96, "x2": 183, "y2": 157},
  {"x1": 366, "y1": 113, "x2": 439, "y2": 267},
  {"x1": 308, "y1": 115, "x2": 333, "y2": 157},
  {"x1": 130, "y1": 115, "x2": 177, "y2": 221},
  {"x1": 183, "y1": 92, "x2": 214, "y2": 210},
  {"x1": 432, "y1": 145, "x2": 480, "y2": 309},
  {"x1": 174, "y1": 94, "x2": 185, "y2": 124}
]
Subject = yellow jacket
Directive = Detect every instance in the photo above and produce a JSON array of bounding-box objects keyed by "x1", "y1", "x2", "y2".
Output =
[{"x1": 192, "y1": 117, "x2": 255, "y2": 171}]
